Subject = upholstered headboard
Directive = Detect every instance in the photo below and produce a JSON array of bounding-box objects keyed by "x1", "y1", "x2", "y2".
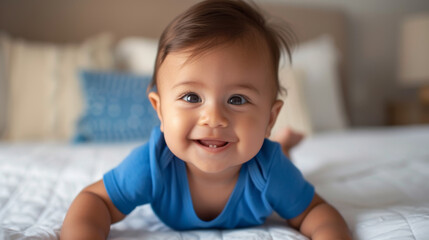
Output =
[
  {"x1": 0, "y1": 1, "x2": 345, "y2": 43},
  {"x1": 0, "y1": 0, "x2": 349, "y2": 139}
]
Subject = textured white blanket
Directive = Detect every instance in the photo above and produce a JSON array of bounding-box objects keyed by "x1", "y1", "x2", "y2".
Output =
[
  {"x1": 293, "y1": 126, "x2": 429, "y2": 240},
  {"x1": 1, "y1": 126, "x2": 428, "y2": 239}
]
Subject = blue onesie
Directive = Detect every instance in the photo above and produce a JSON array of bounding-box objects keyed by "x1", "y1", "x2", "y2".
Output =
[{"x1": 103, "y1": 127, "x2": 314, "y2": 230}]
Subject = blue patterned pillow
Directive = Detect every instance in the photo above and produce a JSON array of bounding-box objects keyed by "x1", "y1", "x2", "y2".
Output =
[{"x1": 74, "y1": 71, "x2": 159, "y2": 143}]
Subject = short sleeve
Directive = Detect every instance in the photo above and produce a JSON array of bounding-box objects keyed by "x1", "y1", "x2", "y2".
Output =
[
  {"x1": 263, "y1": 144, "x2": 314, "y2": 219},
  {"x1": 103, "y1": 143, "x2": 153, "y2": 215}
]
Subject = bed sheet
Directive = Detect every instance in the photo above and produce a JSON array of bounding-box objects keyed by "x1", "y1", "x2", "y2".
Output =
[
  {"x1": 292, "y1": 125, "x2": 429, "y2": 239},
  {"x1": 1, "y1": 126, "x2": 429, "y2": 239}
]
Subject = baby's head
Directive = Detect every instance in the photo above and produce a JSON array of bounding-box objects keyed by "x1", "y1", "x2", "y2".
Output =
[
  {"x1": 149, "y1": 0, "x2": 293, "y2": 96},
  {"x1": 148, "y1": 0, "x2": 294, "y2": 173}
]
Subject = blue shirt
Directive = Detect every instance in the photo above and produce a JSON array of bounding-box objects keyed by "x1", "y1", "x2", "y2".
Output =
[{"x1": 103, "y1": 127, "x2": 314, "y2": 230}]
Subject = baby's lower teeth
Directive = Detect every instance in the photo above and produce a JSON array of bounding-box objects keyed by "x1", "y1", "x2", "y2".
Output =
[{"x1": 209, "y1": 144, "x2": 217, "y2": 148}]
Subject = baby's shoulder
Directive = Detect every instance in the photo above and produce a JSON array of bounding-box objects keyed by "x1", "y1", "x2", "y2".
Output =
[
  {"x1": 248, "y1": 139, "x2": 284, "y2": 186},
  {"x1": 124, "y1": 127, "x2": 169, "y2": 165},
  {"x1": 254, "y1": 139, "x2": 283, "y2": 168}
]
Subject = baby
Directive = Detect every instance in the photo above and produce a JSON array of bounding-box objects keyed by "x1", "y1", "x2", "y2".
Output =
[{"x1": 61, "y1": 0, "x2": 351, "y2": 239}]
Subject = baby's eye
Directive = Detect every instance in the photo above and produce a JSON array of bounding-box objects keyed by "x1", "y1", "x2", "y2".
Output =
[
  {"x1": 228, "y1": 95, "x2": 248, "y2": 105},
  {"x1": 181, "y1": 93, "x2": 202, "y2": 103}
]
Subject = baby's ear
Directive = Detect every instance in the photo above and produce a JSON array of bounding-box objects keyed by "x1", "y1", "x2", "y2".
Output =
[
  {"x1": 265, "y1": 100, "x2": 283, "y2": 138},
  {"x1": 148, "y1": 92, "x2": 164, "y2": 132}
]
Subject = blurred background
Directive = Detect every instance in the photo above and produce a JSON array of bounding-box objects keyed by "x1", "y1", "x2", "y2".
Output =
[
  {"x1": 273, "y1": 0, "x2": 429, "y2": 127},
  {"x1": 0, "y1": 0, "x2": 428, "y2": 142}
]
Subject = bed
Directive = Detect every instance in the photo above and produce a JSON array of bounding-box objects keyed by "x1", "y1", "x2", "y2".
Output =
[
  {"x1": 1, "y1": 0, "x2": 428, "y2": 239},
  {"x1": 1, "y1": 126, "x2": 429, "y2": 239}
]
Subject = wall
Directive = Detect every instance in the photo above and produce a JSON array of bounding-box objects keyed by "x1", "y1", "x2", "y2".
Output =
[{"x1": 262, "y1": 0, "x2": 429, "y2": 126}]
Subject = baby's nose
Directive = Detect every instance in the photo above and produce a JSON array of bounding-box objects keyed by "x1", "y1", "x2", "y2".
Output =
[{"x1": 197, "y1": 103, "x2": 229, "y2": 128}]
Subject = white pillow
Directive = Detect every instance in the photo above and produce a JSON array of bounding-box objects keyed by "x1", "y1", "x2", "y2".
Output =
[
  {"x1": 272, "y1": 68, "x2": 313, "y2": 136},
  {"x1": 282, "y1": 35, "x2": 348, "y2": 133},
  {"x1": 115, "y1": 37, "x2": 158, "y2": 75},
  {"x1": 2, "y1": 33, "x2": 114, "y2": 141}
]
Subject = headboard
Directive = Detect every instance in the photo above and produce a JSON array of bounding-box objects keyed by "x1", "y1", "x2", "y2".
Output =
[
  {"x1": 0, "y1": 0, "x2": 349, "y2": 120},
  {"x1": 0, "y1": 0, "x2": 346, "y2": 45}
]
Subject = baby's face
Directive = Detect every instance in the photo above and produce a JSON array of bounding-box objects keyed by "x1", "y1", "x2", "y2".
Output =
[{"x1": 149, "y1": 42, "x2": 283, "y2": 174}]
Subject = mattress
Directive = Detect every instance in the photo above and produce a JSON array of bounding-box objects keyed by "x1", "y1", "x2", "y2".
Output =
[{"x1": 1, "y1": 126, "x2": 428, "y2": 239}]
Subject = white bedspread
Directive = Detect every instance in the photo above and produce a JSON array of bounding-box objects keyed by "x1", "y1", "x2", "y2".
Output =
[{"x1": 1, "y1": 126, "x2": 428, "y2": 239}]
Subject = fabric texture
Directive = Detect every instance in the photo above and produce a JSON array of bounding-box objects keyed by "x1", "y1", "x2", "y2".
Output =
[
  {"x1": 103, "y1": 127, "x2": 314, "y2": 230},
  {"x1": 74, "y1": 71, "x2": 159, "y2": 142},
  {"x1": 1, "y1": 33, "x2": 114, "y2": 141}
]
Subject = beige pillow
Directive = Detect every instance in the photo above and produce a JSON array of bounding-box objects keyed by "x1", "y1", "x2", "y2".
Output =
[
  {"x1": 271, "y1": 68, "x2": 313, "y2": 137},
  {"x1": 2, "y1": 33, "x2": 114, "y2": 141}
]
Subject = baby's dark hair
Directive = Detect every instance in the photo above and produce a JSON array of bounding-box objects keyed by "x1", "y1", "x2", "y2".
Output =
[{"x1": 149, "y1": 0, "x2": 295, "y2": 96}]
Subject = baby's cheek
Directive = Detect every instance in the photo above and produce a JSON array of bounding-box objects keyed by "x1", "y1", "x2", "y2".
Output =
[
  {"x1": 238, "y1": 115, "x2": 268, "y2": 154},
  {"x1": 237, "y1": 129, "x2": 265, "y2": 159},
  {"x1": 165, "y1": 108, "x2": 191, "y2": 129},
  {"x1": 163, "y1": 110, "x2": 194, "y2": 146}
]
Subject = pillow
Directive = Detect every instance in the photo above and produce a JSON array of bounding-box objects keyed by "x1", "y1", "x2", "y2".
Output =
[
  {"x1": 271, "y1": 69, "x2": 313, "y2": 137},
  {"x1": 1, "y1": 33, "x2": 114, "y2": 141},
  {"x1": 115, "y1": 37, "x2": 158, "y2": 75},
  {"x1": 277, "y1": 35, "x2": 348, "y2": 134},
  {"x1": 74, "y1": 71, "x2": 159, "y2": 143}
]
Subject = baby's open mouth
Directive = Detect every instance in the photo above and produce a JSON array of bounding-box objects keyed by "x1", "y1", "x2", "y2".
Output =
[{"x1": 197, "y1": 140, "x2": 229, "y2": 148}]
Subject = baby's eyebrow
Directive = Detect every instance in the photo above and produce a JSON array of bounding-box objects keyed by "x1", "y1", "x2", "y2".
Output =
[
  {"x1": 172, "y1": 81, "x2": 204, "y2": 89},
  {"x1": 171, "y1": 81, "x2": 260, "y2": 95},
  {"x1": 231, "y1": 83, "x2": 260, "y2": 95}
]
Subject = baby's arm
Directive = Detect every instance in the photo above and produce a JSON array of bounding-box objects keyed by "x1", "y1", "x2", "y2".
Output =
[
  {"x1": 60, "y1": 180, "x2": 125, "y2": 240},
  {"x1": 288, "y1": 193, "x2": 352, "y2": 240}
]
